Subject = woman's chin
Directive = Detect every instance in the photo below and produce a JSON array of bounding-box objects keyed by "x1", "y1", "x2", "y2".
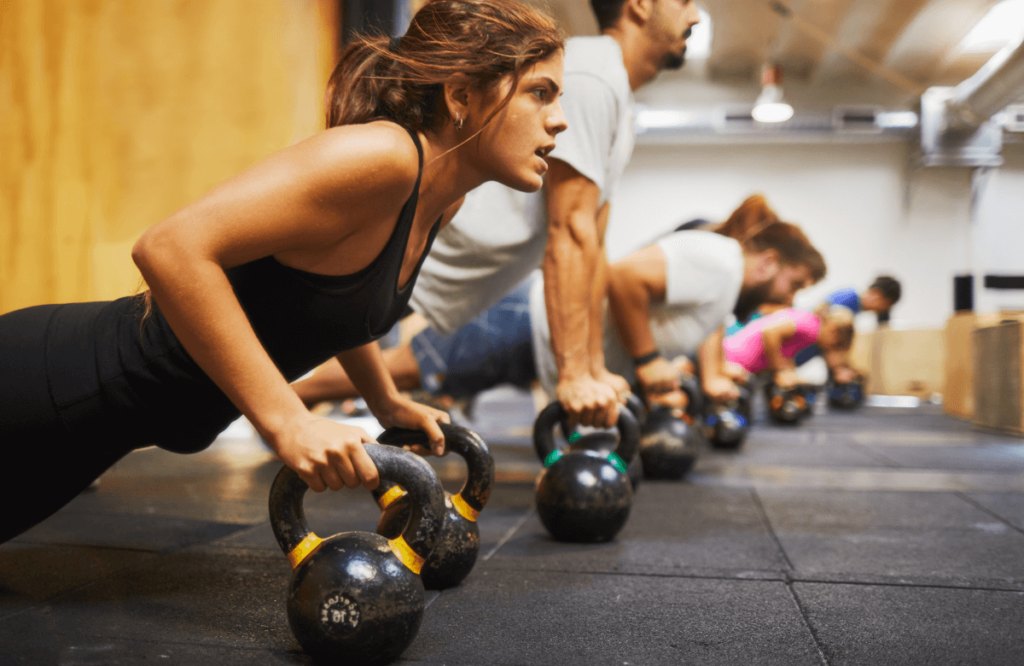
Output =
[{"x1": 493, "y1": 172, "x2": 544, "y2": 193}]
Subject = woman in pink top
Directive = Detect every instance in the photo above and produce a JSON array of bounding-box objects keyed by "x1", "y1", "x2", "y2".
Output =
[{"x1": 724, "y1": 307, "x2": 854, "y2": 388}]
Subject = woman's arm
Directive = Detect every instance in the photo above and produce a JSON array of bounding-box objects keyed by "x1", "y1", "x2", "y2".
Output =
[
  {"x1": 760, "y1": 317, "x2": 799, "y2": 387},
  {"x1": 133, "y1": 122, "x2": 421, "y2": 492}
]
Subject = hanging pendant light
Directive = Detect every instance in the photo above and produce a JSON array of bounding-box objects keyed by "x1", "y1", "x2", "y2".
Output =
[{"x1": 752, "y1": 64, "x2": 794, "y2": 123}]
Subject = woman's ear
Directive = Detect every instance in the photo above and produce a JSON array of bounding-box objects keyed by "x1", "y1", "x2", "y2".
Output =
[{"x1": 443, "y1": 73, "x2": 473, "y2": 128}]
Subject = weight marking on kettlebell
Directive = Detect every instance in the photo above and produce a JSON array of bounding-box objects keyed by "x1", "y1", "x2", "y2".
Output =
[
  {"x1": 378, "y1": 486, "x2": 407, "y2": 510},
  {"x1": 388, "y1": 535, "x2": 426, "y2": 574},
  {"x1": 451, "y1": 493, "x2": 480, "y2": 522},
  {"x1": 319, "y1": 592, "x2": 360, "y2": 631},
  {"x1": 287, "y1": 532, "x2": 324, "y2": 570}
]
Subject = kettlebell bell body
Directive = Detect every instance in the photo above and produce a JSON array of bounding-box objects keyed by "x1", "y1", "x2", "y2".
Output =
[
  {"x1": 534, "y1": 403, "x2": 640, "y2": 543},
  {"x1": 269, "y1": 444, "x2": 445, "y2": 665},
  {"x1": 828, "y1": 378, "x2": 865, "y2": 409},
  {"x1": 705, "y1": 386, "x2": 752, "y2": 449},
  {"x1": 639, "y1": 406, "x2": 698, "y2": 479},
  {"x1": 767, "y1": 383, "x2": 806, "y2": 424},
  {"x1": 373, "y1": 424, "x2": 494, "y2": 590}
]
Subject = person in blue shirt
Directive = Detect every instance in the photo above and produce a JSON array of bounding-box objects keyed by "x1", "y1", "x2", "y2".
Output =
[{"x1": 791, "y1": 276, "x2": 902, "y2": 379}]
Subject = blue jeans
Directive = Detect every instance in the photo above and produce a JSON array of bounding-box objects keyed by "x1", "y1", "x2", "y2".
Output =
[{"x1": 410, "y1": 281, "x2": 536, "y2": 398}]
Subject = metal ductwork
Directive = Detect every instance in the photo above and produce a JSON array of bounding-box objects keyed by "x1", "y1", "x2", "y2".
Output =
[
  {"x1": 919, "y1": 35, "x2": 1024, "y2": 167},
  {"x1": 634, "y1": 105, "x2": 919, "y2": 145},
  {"x1": 945, "y1": 35, "x2": 1024, "y2": 132}
]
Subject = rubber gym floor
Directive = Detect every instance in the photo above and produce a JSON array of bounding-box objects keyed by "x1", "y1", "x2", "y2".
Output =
[{"x1": 2, "y1": 387, "x2": 1023, "y2": 666}]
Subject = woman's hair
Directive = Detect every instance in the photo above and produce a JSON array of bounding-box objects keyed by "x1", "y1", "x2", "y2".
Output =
[
  {"x1": 823, "y1": 305, "x2": 855, "y2": 350},
  {"x1": 714, "y1": 194, "x2": 827, "y2": 283},
  {"x1": 326, "y1": 0, "x2": 564, "y2": 132}
]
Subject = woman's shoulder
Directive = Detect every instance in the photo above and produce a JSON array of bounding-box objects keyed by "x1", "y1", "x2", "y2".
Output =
[{"x1": 312, "y1": 121, "x2": 421, "y2": 196}]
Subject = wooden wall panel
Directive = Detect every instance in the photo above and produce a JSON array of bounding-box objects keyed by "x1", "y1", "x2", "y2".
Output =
[{"x1": 0, "y1": 0, "x2": 339, "y2": 314}]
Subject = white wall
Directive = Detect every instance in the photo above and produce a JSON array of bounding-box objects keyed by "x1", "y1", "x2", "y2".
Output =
[
  {"x1": 606, "y1": 139, "x2": 998, "y2": 330},
  {"x1": 971, "y1": 144, "x2": 1024, "y2": 313}
]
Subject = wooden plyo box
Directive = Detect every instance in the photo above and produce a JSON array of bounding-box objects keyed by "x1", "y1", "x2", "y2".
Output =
[
  {"x1": 857, "y1": 328, "x2": 945, "y2": 398},
  {"x1": 945, "y1": 312, "x2": 1024, "y2": 420},
  {"x1": 972, "y1": 319, "x2": 1024, "y2": 436}
]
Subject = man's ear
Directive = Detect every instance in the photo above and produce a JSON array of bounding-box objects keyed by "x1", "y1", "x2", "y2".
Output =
[
  {"x1": 752, "y1": 249, "x2": 780, "y2": 280},
  {"x1": 442, "y1": 73, "x2": 473, "y2": 126},
  {"x1": 624, "y1": 0, "x2": 656, "y2": 24}
]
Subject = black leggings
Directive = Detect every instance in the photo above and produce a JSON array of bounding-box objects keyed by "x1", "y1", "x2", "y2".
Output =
[{"x1": 0, "y1": 305, "x2": 136, "y2": 543}]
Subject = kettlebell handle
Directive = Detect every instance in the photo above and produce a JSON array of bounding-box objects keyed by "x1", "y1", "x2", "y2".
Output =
[
  {"x1": 373, "y1": 424, "x2": 495, "y2": 521},
  {"x1": 533, "y1": 401, "x2": 640, "y2": 466},
  {"x1": 268, "y1": 443, "x2": 445, "y2": 571}
]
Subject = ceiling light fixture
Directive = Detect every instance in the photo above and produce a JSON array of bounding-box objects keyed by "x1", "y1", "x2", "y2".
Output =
[{"x1": 752, "y1": 64, "x2": 794, "y2": 123}]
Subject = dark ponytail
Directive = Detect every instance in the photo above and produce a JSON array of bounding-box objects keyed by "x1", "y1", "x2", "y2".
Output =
[{"x1": 325, "y1": 0, "x2": 564, "y2": 132}]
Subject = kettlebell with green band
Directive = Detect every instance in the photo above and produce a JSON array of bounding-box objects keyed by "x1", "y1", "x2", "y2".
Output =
[
  {"x1": 533, "y1": 401, "x2": 639, "y2": 543},
  {"x1": 373, "y1": 423, "x2": 494, "y2": 590},
  {"x1": 269, "y1": 443, "x2": 445, "y2": 665},
  {"x1": 563, "y1": 393, "x2": 645, "y2": 490}
]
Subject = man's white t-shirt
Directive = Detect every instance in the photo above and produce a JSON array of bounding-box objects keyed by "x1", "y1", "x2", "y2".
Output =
[
  {"x1": 531, "y1": 231, "x2": 745, "y2": 396},
  {"x1": 409, "y1": 36, "x2": 635, "y2": 335}
]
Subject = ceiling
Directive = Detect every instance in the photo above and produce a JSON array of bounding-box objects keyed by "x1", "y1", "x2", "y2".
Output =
[{"x1": 528, "y1": 0, "x2": 1014, "y2": 104}]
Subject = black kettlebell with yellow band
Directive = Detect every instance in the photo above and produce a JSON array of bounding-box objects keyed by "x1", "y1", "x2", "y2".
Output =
[
  {"x1": 534, "y1": 401, "x2": 640, "y2": 543},
  {"x1": 373, "y1": 424, "x2": 494, "y2": 590},
  {"x1": 269, "y1": 443, "x2": 445, "y2": 666}
]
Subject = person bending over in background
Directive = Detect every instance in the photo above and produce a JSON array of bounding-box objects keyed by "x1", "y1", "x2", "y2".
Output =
[
  {"x1": 790, "y1": 275, "x2": 902, "y2": 382},
  {"x1": 723, "y1": 306, "x2": 855, "y2": 390},
  {"x1": 0, "y1": 0, "x2": 566, "y2": 544},
  {"x1": 294, "y1": 196, "x2": 826, "y2": 418},
  {"x1": 597, "y1": 194, "x2": 826, "y2": 410}
]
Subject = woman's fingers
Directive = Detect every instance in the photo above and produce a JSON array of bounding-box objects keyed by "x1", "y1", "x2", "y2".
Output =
[{"x1": 342, "y1": 439, "x2": 378, "y2": 490}]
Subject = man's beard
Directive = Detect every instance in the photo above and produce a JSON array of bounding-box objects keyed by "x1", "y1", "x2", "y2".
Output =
[
  {"x1": 662, "y1": 46, "x2": 686, "y2": 71},
  {"x1": 733, "y1": 280, "x2": 773, "y2": 322}
]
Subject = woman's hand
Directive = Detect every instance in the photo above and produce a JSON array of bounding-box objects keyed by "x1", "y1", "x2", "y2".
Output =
[
  {"x1": 775, "y1": 367, "x2": 799, "y2": 389},
  {"x1": 273, "y1": 414, "x2": 380, "y2": 493},
  {"x1": 372, "y1": 394, "x2": 451, "y2": 457}
]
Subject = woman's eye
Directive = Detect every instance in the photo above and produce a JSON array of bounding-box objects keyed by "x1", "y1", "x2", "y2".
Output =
[{"x1": 533, "y1": 88, "x2": 547, "y2": 100}]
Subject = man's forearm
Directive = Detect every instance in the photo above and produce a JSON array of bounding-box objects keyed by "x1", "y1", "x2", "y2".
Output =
[
  {"x1": 544, "y1": 207, "x2": 599, "y2": 382},
  {"x1": 588, "y1": 248, "x2": 610, "y2": 375},
  {"x1": 698, "y1": 328, "x2": 727, "y2": 383}
]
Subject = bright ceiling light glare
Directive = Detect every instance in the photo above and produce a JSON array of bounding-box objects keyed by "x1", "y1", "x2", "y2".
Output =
[
  {"x1": 751, "y1": 100, "x2": 794, "y2": 123},
  {"x1": 685, "y1": 7, "x2": 713, "y2": 60},
  {"x1": 959, "y1": 0, "x2": 1024, "y2": 53},
  {"x1": 636, "y1": 108, "x2": 696, "y2": 130},
  {"x1": 876, "y1": 111, "x2": 920, "y2": 129}
]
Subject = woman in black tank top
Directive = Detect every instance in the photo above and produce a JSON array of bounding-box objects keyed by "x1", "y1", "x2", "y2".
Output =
[{"x1": 0, "y1": 0, "x2": 566, "y2": 543}]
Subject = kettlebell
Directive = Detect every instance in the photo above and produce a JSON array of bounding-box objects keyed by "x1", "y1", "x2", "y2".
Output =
[
  {"x1": 373, "y1": 424, "x2": 494, "y2": 590},
  {"x1": 797, "y1": 384, "x2": 817, "y2": 418},
  {"x1": 564, "y1": 393, "x2": 645, "y2": 490},
  {"x1": 269, "y1": 444, "x2": 445, "y2": 665},
  {"x1": 766, "y1": 383, "x2": 806, "y2": 424},
  {"x1": 678, "y1": 373, "x2": 704, "y2": 421},
  {"x1": 639, "y1": 405, "x2": 698, "y2": 479},
  {"x1": 705, "y1": 385, "x2": 752, "y2": 449},
  {"x1": 828, "y1": 377, "x2": 865, "y2": 410},
  {"x1": 534, "y1": 402, "x2": 640, "y2": 543}
]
